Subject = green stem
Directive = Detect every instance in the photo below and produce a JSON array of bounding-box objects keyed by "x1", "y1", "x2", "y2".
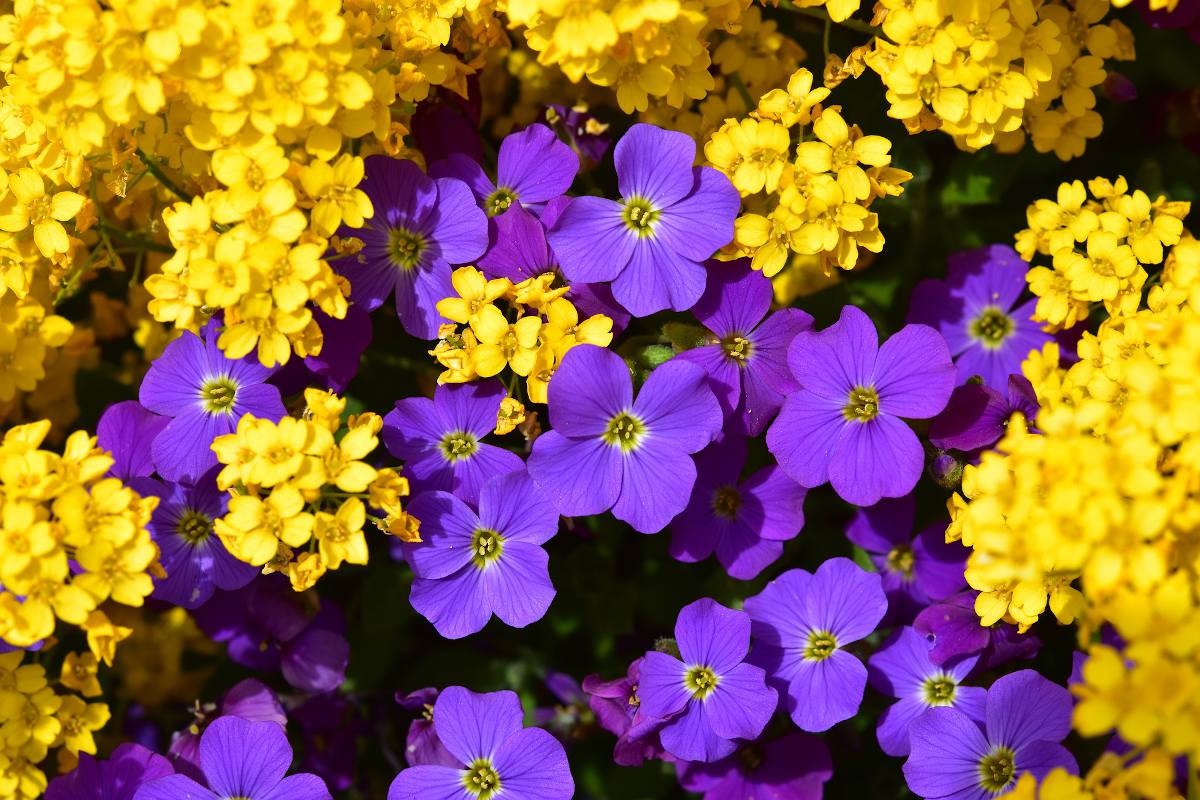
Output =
[
  {"x1": 823, "y1": 16, "x2": 833, "y2": 58},
  {"x1": 135, "y1": 148, "x2": 192, "y2": 202},
  {"x1": 98, "y1": 223, "x2": 174, "y2": 254},
  {"x1": 778, "y1": 1, "x2": 882, "y2": 35}
]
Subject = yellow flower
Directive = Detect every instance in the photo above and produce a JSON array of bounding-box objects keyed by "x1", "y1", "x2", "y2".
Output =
[
  {"x1": 755, "y1": 68, "x2": 830, "y2": 128},
  {"x1": 0, "y1": 170, "x2": 86, "y2": 258},
  {"x1": 795, "y1": 109, "x2": 893, "y2": 202},
  {"x1": 82, "y1": 611, "x2": 132, "y2": 667},
  {"x1": 314, "y1": 497, "x2": 368, "y2": 569},
  {"x1": 436, "y1": 267, "x2": 513, "y2": 326},
  {"x1": 52, "y1": 696, "x2": 109, "y2": 756},
  {"x1": 300, "y1": 154, "x2": 374, "y2": 237},
  {"x1": 705, "y1": 117, "x2": 791, "y2": 196},
  {"x1": 59, "y1": 653, "x2": 101, "y2": 698},
  {"x1": 470, "y1": 306, "x2": 542, "y2": 377},
  {"x1": 495, "y1": 397, "x2": 527, "y2": 435}
]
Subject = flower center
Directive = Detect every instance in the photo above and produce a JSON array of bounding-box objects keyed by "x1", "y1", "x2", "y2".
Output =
[
  {"x1": 970, "y1": 306, "x2": 1014, "y2": 348},
  {"x1": 439, "y1": 431, "x2": 478, "y2": 462},
  {"x1": 469, "y1": 528, "x2": 504, "y2": 568},
  {"x1": 462, "y1": 758, "x2": 501, "y2": 799},
  {"x1": 485, "y1": 187, "x2": 518, "y2": 216},
  {"x1": 843, "y1": 386, "x2": 879, "y2": 422},
  {"x1": 199, "y1": 376, "x2": 238, "y2": 414},
  {"x1": 602, "y1": 412, "x2": 645, "y2": 452},
  {"x1": 712, "y1": 486, "x2": 741, "y2": 519},
  {"x1": 176, "y1": 509, "x2": 214, "y2": 545},
  {"x1": 886, "y1": 544, "x2": 914, "y2": 579},
  {"x1": 978, "y1": 747, "x2": 1016, "y2": 793},
  {"x1": 621, "y1": 197, "x2": 660, "y2": 236},
  {"x1": 803, "y1": 630, "x2": 838, "y2": 661},
  {"x1": 388, "y1": 226, "x2": 426, "y2": 271},
  {"x1": 921, "y1": 673, "x2": 958, "y2": 706},
  {"x1": 684, "y1": 665, "x2": 719, "y2": 699},
  {"x1": 738, "y1": 745, "x2": 764, "y2": 771},
  {"x1": 720, "y1": 334, "x2": 753, "y2": 365}
]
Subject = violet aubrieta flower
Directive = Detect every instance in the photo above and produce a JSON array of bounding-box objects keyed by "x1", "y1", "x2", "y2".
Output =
[
  {"x1": 639, "y1": 598, "x2": 777, "y2": 763},
  {"x1": 745, "y1": 557, "x2": 887, "y2": 732},
  {"x1": 431, "y1": 122, "x2": 578, "y2": 216},
  {"x1": 766, "y1": 305, "x2": 954, "y2": 507},
  {"x1": 383, "y1": 379, "x2": 523, "y2": 506},
  {"x1": 139, "y1": 324, "x2": 285, "y2": 483},
  {"x1": 547, "y1": 123, "x2": 740, "y2": 317},
  {"x1": 396, "y1": 688, "x2": 458, "y2": 768},
  {"x1": 97, "y1": 401, "x2": 168, "y2": 481},
  {"x1": 533, "y1": 672, "x2": 590, "y2": 743},
  {"x1": 669, "y1": 436, "x2": 806, "y2": 580},
  {"x1": 546, "y1": 104, "x2": 612, "y2": 164},
  {"x1": 168, "y1": 679, "x2": 287, "y2": 782},
  {"x1": 675, "y1": 731, "x2": 833, "y2": 800},
  {"x1": 846, "y1": 492, "x2": 967, "y2": 625},
  {"x1": 405, "y1": 470, "x2": 558, "y2": 639},
  {"x1": 929, "y1": 375, "x2": 1039, "y2": 454},
  {"x1": 913, "y1": 592, "x2": 1042, "y2": 670},
  {"x1": 528, "y1": 344, "x2": 722, "y2": 533},
  {"x1": 908, "y1": 245, "x2": 1052, "y2": 390},
  {"x1": 387, "y1": 686, "x2": 574, "y2": 800},
  {"x1": 867, "y1": 626, "x2": 986, "y2": 757},
  {"x1": 679, "y1": 262, "x2": 814, "y2": 436},
  {"x1": 903, "y1": 670, "x2": 1078, "y2": 800},
  {"x1": 135, "y1": 469, "x2": 256, "y2": 609},
  {"x1": 135, "y1": 716, "x2": 331, "y2": 800},
  {"x1": 582, "y1": 657, "x2": 669, "y2": 767},
  {"x1": 47, "y1": 743, "x2": 173, "y2": 800},
  {"x1": 334, "y1": 155, "x2": 487, "y2": 339}
]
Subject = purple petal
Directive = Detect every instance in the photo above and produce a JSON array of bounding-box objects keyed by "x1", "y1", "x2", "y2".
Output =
[
  {"x1": 614, "y1": 123, "x2": 696, "y2": 207},
  {"x1": 675, "y1": 598, "x2": 751, "y2": 673},
  {"x1": 656, "y1": 167, "x2": 740, "y2": 261},
  {"x1": 477, "y1": 205, "x2": 553, "y2": 281},
  {"x1": 430, "y1": 177, "x2": 489, "y2": 264},
  {"x1": 232, "y1": 381, "x2": 286, "y2": 422},
  {"x1": 450, "y1": 443, "x2": 524, "y2": 506},
  {"x1": 547, "y1": 196, "x2": 632, "y2": 284},
  {"x1": 690, "y1": 261, "x2": 771, "y2": 337},
  {"x1": 749, "y1": 308, "x2": 814, "y2": 395},
  {"x1": 985, "y1": 670, "x2": 1072, "y2": 751},
  {"x1": 637, "y1": 651, "x2": 690, "y2": 719},
  {"x1": 786, "y1": 650, "x2": 867, "y2": 732},
  {"x1": 714, "y1": 522, "x2": 785, "y2": 580},
  {"x1": 362, "y1": 156, "x2": 437, "y2": 229},
  {"x1": 610, "y1": 237, "x2": 706, "y2": 316},
  {"x1": 151, "y1": 407, "x2": 232, "y2": 484},
  {"x1": 428, "y1": 154, "x2": 494, "y2": 202},
  {"x1": 877, "y1": 695, "x2": 930, "y2": 757},
  {"x1": 912, "y1": 523, "x2": 968, "y2": 601},
  {"x1": 741, "y1": 464, "x2": 805, "y2": 542},
  {"x1": 873, "y1": 324, "x2": 955, "y2": 419},
  {"x1": 138, "y1": 331, "x2": 208, "y2": 415},
  {"x1": 492, "y1": 727, "x2": 574, "y2": 799},
  {"x1": 410, "y1": 568, "x2": 491, "y2": 640},
  {"x1": 133, "y1": 774, "x2": 219, "y2": 800},
  {"x1": 1014, "y1": 740, "x2": 1078, "y2": 783},
  {"x1": 804, "y1": 557, "x2": 887, "y2": 642},
  {"x1": 435, "y1": 380, "x2": 507, "y2": 437},
  {"x1": 199, "y1": 717, "x2": 291, "y2": 798},
  {"x1": 281, "y1": 629, "x2": 348, "y2": 694},
  {"x1": 914, "y1": 593, "x2": 991, "y2": 666},
  {"x1": 497, "y1": 123, "x2": 578, "y2": 205},
  {"x1": 928, "y1": 383, "x2": 1010, "y2": 452},
  {"x1": 479, "y1": 471, "x2": 559, "y2": 545},
  {"x1": 611, "y1": 442, "x2": 696, "y2": 533},
  {"x1": 396, "y1": 258, "x2": 454, "y2": 340},
  {"x1": 387, "y1": 765, "x2": 472, "y2": 800},
  {"x1": 704, "y1": 662, "x2": 776, "y2": 741},
  {"x1": 258, "y1": 774, "x2": 332, "y2": 800},
  {"x1": 907, "y1": 277, "x2": 967, "y2": 353},
  {"x1": 952, "y1": 245, "x2": 1029, "y2": 314},
  {"x1": 788, "y1": 305, "x2": 878, "y2": 401},
  {"x1": 744, "y1": 569, "x2": 813, "y2": 646},
  {"x1": 828, "y1": 415, "x2": 924, "y2": 506},
  {"x1": 868, "y1": 626, "x2": 943, "y2": 698},
  {"x1": 546, "y1": 345, "x2": 632, "y2": 438},
  {"x1": 676, "y1": 345, "x2": 741, "y2": 425},
  {"x1": 527, "y1": 431, "x2": 622, "y2": 518},
  {"x1": 633, "y1": 357, "x2": 722, "y2": 452},
  {"x1": 221, "y1": 679, "x2": 287, "y2": 727},
  {"x1": 431, "y1": 687, "x2": 523, "y2": 765},
  {"x1": 484, "y1": 542, "x2": 555, "y2": 628},
  {"x1": 766, "y1": 392, "x2": 845, "y2": 489},
  {"x1": 383, "y1": 396, "x2": 442, "y2": 454},
  {"x1": 403, "y1": 492, "x2": 478, "y2": 580},
  {"x1": 903, "y1": 708, "x2": 989, "y2": 800},
  {"x1": 846, "y1": 494, "x2": 916, "y2": 554},
  {"x1": 660, "y1": 701, "x2": 736, "y2": 763},
  {"x1": 98, "y1": 401, "x2": 169, "y2": 481},
  {"x1": 736, "y1": 366, "x2": 784, "y2": 437}
]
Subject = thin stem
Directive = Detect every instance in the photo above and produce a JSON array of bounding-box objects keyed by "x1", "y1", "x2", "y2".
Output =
[
  {"x1": 778, "y1": 1, "x2": 882, "y2": 35},
  {"x1": 823, "y1": 16, "x2": 833, "y2": 58},
  {"x1": 135, "y1": 148, "x2": 192, "y2": 202}
]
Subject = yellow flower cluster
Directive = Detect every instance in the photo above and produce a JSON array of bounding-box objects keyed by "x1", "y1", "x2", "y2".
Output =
[
  {"x1": 864, "y1": 0, "x2": 1135, "y2": 158},
  {"x1": 212, "y1": 389, "x2": 417, "y2": 591},
  {"x1": 706, "y1": 69, "x2": 911, "y2": 276},
  {"x1": 0, "y1": 652, "x2": 110, "y2": 800},
  {"x1": 0, "y1": 421, "x2": 160, "y2": 650},
  {"x1": 1000, "y1": 755, "x2": 1182, "y2": 800},
  {"x1": 429, "y1": 266, "x2": 614, "y2": 403},
  {"x1": 1017, "y1": 177, "x2": 1189, "y2": 328}
]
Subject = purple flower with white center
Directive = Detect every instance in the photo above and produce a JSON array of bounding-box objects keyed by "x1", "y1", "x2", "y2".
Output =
[
  {"x1": 908, "y1": 245, "x2": 1052, "y2": 391},
  {"x1": 669, "y1": 436, "x2": 806, "y2": 580},
  {"x1": 139, "y1": 324, "x2": 285, "y2": 483},
  {"x1": 678, "y1": 262, "x2": 813, "y2": 436},
  {"x1": 387, "y1": 686, "x2": 574, "y2": 800},
  {"x1": 903, "y1": 670, "x2": 1077, "y2": 800},
  {"x1": 581, "y1": 657, "x2": 669, "y2": 767},
  {"x1": 134, "y1": 716, "x2": 331, "y2": 800},
  {"x1": 744, "y1": 557, "x2": 887, "y2": 732},
  {"x1": 135, "y1": 468, "x2": 256, "y2": 609},
  {"x1": 766, "y1": 305, "x2": 955, "y2": 507},
  {"x1": 846, "y1": 492, "x2": 968, "y2": 625},
  {"x1": 675, "y1": 731, "x2": 833, "y2": 800},
  {"x1": 97, "y1": 401, "x2": 168, "y2": 481},
  {"x1": 47, "y1": 743, "x2": 173, "y2": 800},
  {"x1": 929, "y1": 375, "x2": 1039, "y2": 454},
  {"x1": 547, "y1": 123, "x2": 740, "y2": 317},
  {"x1": 333, "y1": 156, "x2": 487, "y2": 339},
  {"x1": 528, "y1": 345, "x2": 721, "y2": 533},
  {"x1": 168, "y1": 679, "x2": 287, "y2": 782},
  {"x1": 913, "y1": 592, "x2": 1043, "y2": 670},
  {"x1": 404, "y1": 470, "x2": 558, "y2": 639},
  {"x1": 382, "y1": 379, "x2": 523, "y2": 506},
  {"x1": 396, "y1": 688, "x2": 459, "y2": 768},
  {"x1": 638, "y1": 598, "x2": 777, "y2": 763},
  {"x1": 430, "y1": 123, "x2": 578, "y2": 217},
  {"x1": 868, "y1": 626, "x2": 986, "y2": 757}
]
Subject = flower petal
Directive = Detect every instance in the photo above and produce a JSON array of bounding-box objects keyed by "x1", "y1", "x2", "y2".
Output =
[
  {"x1": 785, "y1": 650, "x2": 867, "y2": 732},
  {"x1": 610, "y1": 236, "x2": 706, "y2": 317},
  {"x1": 655, "y1": 167, "x2": 740, "y2": 260},
  {"x1": 199, "y1": 717, "x2": 292, "y2": 798},
  {"x1": 766, "y1": 391, "x2": 846, "y2": 489},
  {"x1": 497, "y1": 123, "x2": 578, "y2": 205},
  {"x1": 828, "y1": 415, "x2": 924, "y2": 506},
  {"x1": 546, "y1": 345, "x2": 632, "y2": 438},
  {"x1": 675, "y1": 598, "x2": 751, "y2": 673},
  {"x1": 527, "y1": 431, "x2": 623, "y2": 518},
  {"x1": 387, "y1": 765, "x2": 472, "y2": 800},
  {"x1": 611, "y1": 441, "x2": 696, "y2": 533},
  {"x1": 614, "y1": 123, "x2": 697, "y2": 207},
  {"x1": 632, "y1": 357, "x2": 722, "y2": 452},
  {"x1": 704, "y1": 662, "x2": 776, "y2": 741},
  {"x1": 903, "y1": 708, "x2": 990, "y2": 800},
  {"x1": 873, "y1": 323, "x2": 955, "y2": 419},
  {"x1": 431, "y1": 686, "x2": 524, "y2": 765},
  {"x1": 985, "y1": 670, "x2": 1073, "y2": 751},
  {"x1": 484, "y1": 542, "x2": 555, "y2": 628},
  {"x1": 410, "y1": 568, "x2": 491, "y2": 640},
  {"x1": 492, "y1": 727, "x2": 574, "y2": 800},
  {"x1": 479, "y1": 470, "x2": 559, "y2": 545},
  {"x1": 547, "y1": 196, "x2": 633, "y2": 284}
]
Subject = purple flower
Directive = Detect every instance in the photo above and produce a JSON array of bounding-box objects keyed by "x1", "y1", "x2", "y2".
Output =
[
  {"x1": 745, "y1": 557, "x2": 887, "y2": 732},
  {"x1": 547, "y1": 123, "x2": 739, "y2": 317},
  {"x1": 333, "y1": 156, "x2": 487, "y2": 339},
  {"x1": 168, "y1": 679, "x2": 287, "y2": 781},
  {"x1": 294, "y1": 693, "x2": 363, "y2": 792},
  {"x1": 47, "y1": 744, "x2": 173, "y2": 800},
  {"x1": 678, "y1": 262, "x2": 814, "y2": 436},
  {"x1": 430, "y1": 123, "x2": 578, "y2": 217},
  {"x1": 545, "y1": 104, "x2": 612, "y2": 165},
  {"x1": 669, "y1": 436, "x2": 805, "y2": 580},
  {"x1": 533, "y1": 672, "x2": 590, "y2": 742},
  {"x1": 581, "y1": 657, "x2": 669, "y2": 767},
  {"x1": 396, "y1": 688, "x2": 459, "y2": 768},
  {"x1": 528, "y1": 345, "x2": 722, "y2": 533},
  {"x1": 845, "y1": 492, "x2": 967, "y2": 625},
  {"x1": 135, "y1": 716, "x2": 331, "y2": 800},
  {"x1": 908, "y1": 245, "x2": 1052, "y2": 390},
  {"x1": 97, "y1": 401, "x2": 168, "y2": 481},
  {"x1": 903, "y1": 670, "x2": 1077, "y2": 800},
  {"x1": 411, "y1": 99, "x2": 485, "y2": 167},
  {"x1": 387, "y1": 686, "x2": 574, "y2": 800},
  {"x1": 766, "y1": 305, "x2": 954, "y2": 507},
  {"x1": 639, "y1": 598, "x2": 777, "y2": 763},
  {"x1": 867, "y1": 626, "x2": 986, "y2": 757},
  {"x1": 404, "y1": 470, "x2": 558, "y2": 639},
  {"x1": 929, "y1": 375, "x2": 1039, "y2": 453},
  {"x1": 382, "y1": 379, "x2": 523, "y2": 506},
  {"x1": 913, "y1": 592, "x2": 1042, "y2": 670},
  {"x1": 675, "y1": 731, "x2": 833, "y2": 800},
  {"x1": 138, "y1": 324, "x2": 285, "y2": 483},
  {"x1": 306, "y1": 306, "x2": 373, "y2": 393}
]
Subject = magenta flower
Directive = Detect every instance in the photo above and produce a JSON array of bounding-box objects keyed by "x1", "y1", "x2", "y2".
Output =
[
  {"x1": 395, "y1": 688, "x2": 458, "y2": 768},
  {"x1": 638, "y1": 598, "x2": 777, "y2": 763},
  {"x1": 382, "y1": 379, "x2": 523, "y2": 506},
  {"x1": 581, "y1": 657, "x2": 669, "y2": 767},
  {"x1": 134, "y1": 716, "x2": 331, "y2": 800},
  {"x1": 387, "y1": 686, "x2": 574, "y2": 800},
  {"x1": 745, "y1": 557, "x2": 887, "y2": 732},
  {"x1": 928, "y1": 375, "x2": 1039, "y2": 453},
  {"x1": 168, "y1": 679, "x2": 287, "y2": 782},
  {"x1": 913, "y1": 592, "x2": 1043, "y2": 670},
  {"x1": 766, "y1": 305, "x2": 954, "y2": 507},
  {"x1": 903, "y1": 670, "x2": 1077, "y2": 800},
  {"x1": 47, "y1": 743, "x2": 173, "y2": 800},
  {"x1": 678, "y1": 262, "x2": 813, "y2": 436},
  {"x1": 547, "y1": 123, "x2": 739, "y2": 316},
  {"x1": 333, "y1": 156, "x2": 487, "y2": 339},
  {"x1": 675, "y1": 731, "x2": 832, "y2": 800},
  {"x1": 669, "y1": 436, "x2": 806, "y2": 580},
  {"x1": 527, "y1": 345, "x2": 722, "y2": 533}
]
